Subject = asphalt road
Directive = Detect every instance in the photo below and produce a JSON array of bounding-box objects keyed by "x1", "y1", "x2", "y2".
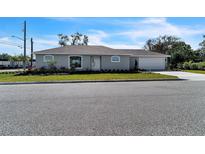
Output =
[{"x1": 0, "y1": 81, "x2": 205, "y2": 136}]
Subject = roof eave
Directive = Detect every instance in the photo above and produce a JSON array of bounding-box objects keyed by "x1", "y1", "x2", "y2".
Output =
[
  {"x1": 131, "y1": 55, "x2": 171, "y2": 58},
  {"x1": 34, "y1": 53, "x2": 131, "y2": 56}
]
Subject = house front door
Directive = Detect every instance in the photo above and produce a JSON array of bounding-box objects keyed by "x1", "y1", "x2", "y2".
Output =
[{"x1": 91, "y1": 56, "x2": 100, "y2": 71}]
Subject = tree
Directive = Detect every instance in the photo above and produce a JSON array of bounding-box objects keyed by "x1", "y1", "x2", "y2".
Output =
[
  {"x1": 197, "y1": 35, "x2": 205, "y2": 61},
  {"x1": 83, "y1": 35, "x2": 89, "y2": 45},
  {"x1": 144, "y1": 39, "x2": 154, "y2": 51},
  {"x1": 199, "y1": 35, "x2": 205, "y2": 51},
  {"x1": 144, "y1": 35, "x2": 197, "y2": 69},
  {"x1": 0, "y1": 53, "x2": 11, "y2": 60},
  {"x1": 168, "y1": 41, "x2": 194, "y2": 68},
  {"x1": 144, "y1": 35, "x2": 180, "y2": 54},
  {"x1": 16, "y1": 54, "x2": 30, "y2": 62},
  {"x1": 57, "y1": 32, "x2": 89, "y2": 46},
  {"x1": 70, "y1": 32, "x2": 83, "y2": 45},
  {"x1": 192, "y1": 49, "x2": 205, "y2": 62},
  {"x1": 58, "y1": 34, "x2": 69, "y2": 46}
]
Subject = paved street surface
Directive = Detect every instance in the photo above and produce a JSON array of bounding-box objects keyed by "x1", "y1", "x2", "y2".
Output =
[
  {"x1": 154, "y1": 71, "x2": 205, "y2": 81},
  {"x1": 0, "y1": 81, "x2": 205, "y2": 136}
]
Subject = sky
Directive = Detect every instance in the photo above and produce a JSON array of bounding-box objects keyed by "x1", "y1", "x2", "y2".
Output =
[{"x1": 0, "y1": 17, "x2": 205, "y2": 55}]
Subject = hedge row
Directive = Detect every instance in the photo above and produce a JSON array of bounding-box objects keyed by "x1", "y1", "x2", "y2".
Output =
[
  {"x1": 18, "y1": 67, "x2": 140, "y2": 75},
  {"x1": 178, "y1": 61, "x2": 205, "y2": 70}
]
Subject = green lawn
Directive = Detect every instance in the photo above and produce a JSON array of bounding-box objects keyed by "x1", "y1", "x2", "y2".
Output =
[
  {"x1": 184, "y1": 70, "x2": 205, "y2": 74},
  {"x1": 0, "y1": 73, "x2": 178, "y2": 82}
]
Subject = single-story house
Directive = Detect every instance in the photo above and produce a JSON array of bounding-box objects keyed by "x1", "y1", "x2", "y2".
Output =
[{"x1": 34, "y1": 45, "x2": 170, "y2": 71}]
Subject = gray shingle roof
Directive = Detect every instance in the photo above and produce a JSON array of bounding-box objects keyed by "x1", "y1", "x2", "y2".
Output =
[
  {"x1": 115, "y1": 49, "x2": 170, "y2": 57},
  {"x1": 34, "y1": 45, "x2": 170, "y2": 57}
]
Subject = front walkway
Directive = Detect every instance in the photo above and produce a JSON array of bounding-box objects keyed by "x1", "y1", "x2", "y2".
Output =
[{"x1": 154, "y1": 71, "x2": 205, "y2": 81}]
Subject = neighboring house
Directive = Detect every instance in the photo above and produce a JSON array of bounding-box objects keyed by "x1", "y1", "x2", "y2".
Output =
[{"x1": 34, "y1": 45, "x2": 170, "y2": 71}]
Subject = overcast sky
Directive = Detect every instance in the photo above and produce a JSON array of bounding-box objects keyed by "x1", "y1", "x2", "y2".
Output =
[{"x1": 0, "y1": 17, "x2": 205, "y2": 55}]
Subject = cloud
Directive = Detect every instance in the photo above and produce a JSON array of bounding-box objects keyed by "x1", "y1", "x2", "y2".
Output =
[
  {"x1": 47, "y1": 17, "x2": 75, "y2": 21},
  {"x1": 0, "y1": 37, "x2": 24, "y2": 55},
  {"x1": 139, "y1": 17, "x2": 167, "y2": 24},
  {"x1": 88, "y1": 30, "x2": 108, "y2": 44},
  {"x1": 31, "y1": 35, "x2": 59, "y2": 51},
  {"x1": 0, "y1": 36, "x2": 10, "y2": 41},
  {"x1": 86, "y1": 17, "x2": 205, "y2": 49},
  {"x1": 33, "y1": 30, "x2": 142, "y2": 50},
  {"x1": 87, "y1": 29, "x2": 142, "y2": 49},
  {"x1": 35, "y1": 39, "x2": 58, "y2": 47},
  {"x1": 2, "y1": 17, "x2": 205, "y2": 54},
  {"x1": 116, "y1": 17, "x2": 205, "y2": 40},
  {"x1": 0, "y1": 43, "x2": 22, "y2": 55},
  {"x1": 104, "y1": 44, "x2": 141, "y2": 49},
  {"x1": 107, "y1": 17, "x2": 205, "y2": 49}
]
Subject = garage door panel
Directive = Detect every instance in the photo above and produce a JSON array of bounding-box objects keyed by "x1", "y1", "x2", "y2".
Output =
[{"x1": 139, "y1": 58, "x2": 165, "y2": 70}]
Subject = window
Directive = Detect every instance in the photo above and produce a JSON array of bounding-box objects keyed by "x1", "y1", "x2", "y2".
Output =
[
  {"x1": 43, "y1": 55, "x2": 54, "y2": 62},
  {"x1": 111, "y1": 56, "x2": 120, "y2": 62},
  {"x1": 70, "y1": 56, "x2": 82, "y2": 68}
]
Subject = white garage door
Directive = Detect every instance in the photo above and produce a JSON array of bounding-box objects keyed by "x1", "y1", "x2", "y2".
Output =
[{"x1": 139, "y1": 58, "x2": 166, "y2": 70}]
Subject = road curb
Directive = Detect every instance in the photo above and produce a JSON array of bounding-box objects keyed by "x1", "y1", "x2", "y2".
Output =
[{"x1": 0, "y1": 78, "x2": 185, "y2": 85}]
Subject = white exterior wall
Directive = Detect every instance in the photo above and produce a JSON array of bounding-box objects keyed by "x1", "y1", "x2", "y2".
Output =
[
  {"x1": 138, "y1": 57, "x2": 166, "y2": 70},
  {"x1": 101, "y1": 55, "x2": 130, "y2": 71}
]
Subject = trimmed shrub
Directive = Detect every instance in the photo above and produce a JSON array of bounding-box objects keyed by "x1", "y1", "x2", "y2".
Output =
[
  {"x1": 190, "y1": 63, "x2": 198, "y2": 70},
  {"x1": 182, "y1": 61, "x2": 205, "y2": 70},
  {"x1": 198, "y1": 62, "x2": 205, "y2": 70},
  {"x1": 183, "y1": 61, "x2": 191, "y2": 70}
]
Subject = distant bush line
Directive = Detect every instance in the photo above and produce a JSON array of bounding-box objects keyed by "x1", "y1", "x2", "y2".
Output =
[{"x1": 177, "y1": 61, "x2": 205, "y2": 70}]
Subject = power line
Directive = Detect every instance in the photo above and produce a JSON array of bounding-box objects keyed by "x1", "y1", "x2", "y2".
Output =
[
  {"x1": 0, "y1": 40, "x2": 21, "y2": 46},
  {"x1": 0, "y1": 41, "x2": 22, "y2": 48},
  {"x1": 0, "y1": 41, "x2": 31, "y2": 50}
]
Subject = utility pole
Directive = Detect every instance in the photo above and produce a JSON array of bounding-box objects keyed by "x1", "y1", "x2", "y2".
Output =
[
  {"x1": 31, "y1": 38, "x2": 33, "y2": 67},
  {"x1": 23, "y1": 20, "x2": 26, "y2": 69}
]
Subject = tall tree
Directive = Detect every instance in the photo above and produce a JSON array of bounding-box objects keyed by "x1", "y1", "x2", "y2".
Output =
[
  {"x1": 144, "y1": 35, "x2": 180, "y2": 54},
  {"x1": 199, "y1": 35, "x2": 205, "y2": 50},
  {"x1": 83, "y1": 35, "x2": 89, "y2": 45},
  {"x1": 58, "y1": 34, "x2": 69, "y2": 46},
  {"x1": 57, "y1": 32, "x2": 89, "y2": 46},
  {"x1": 144, "y1": 35, "x2": 197, "y2": 69},
  {"x1": 71, "y1": 32, "x2": 83, "y2": 45},
  {"x1": 168, "y1": 41, "x2": 194, "y2": 68},
  {"x1": 0, "y1": 53, "x2": 11, "y2": 60}
]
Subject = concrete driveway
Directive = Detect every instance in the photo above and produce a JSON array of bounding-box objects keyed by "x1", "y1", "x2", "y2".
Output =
[{"x1": 154, "y1": 71, "x2": 205, "y2": 81}]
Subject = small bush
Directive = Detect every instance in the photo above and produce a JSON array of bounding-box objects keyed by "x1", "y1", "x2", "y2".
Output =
[
  {"x1": 198, "y1": 62, "x2": 205, "y2": 70},
  {"x1": 182, "y1": 61, "x2": 205, "y2": 70},
  {"x1": 190, "y1": 63, "x2": 198, "y2": 70},
  {"x1": 47, "y1": 60, "x2": 57, "y2": 69},
  {"x1": 183, "y1": 61, "x2": 191, "y2": 70}
]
